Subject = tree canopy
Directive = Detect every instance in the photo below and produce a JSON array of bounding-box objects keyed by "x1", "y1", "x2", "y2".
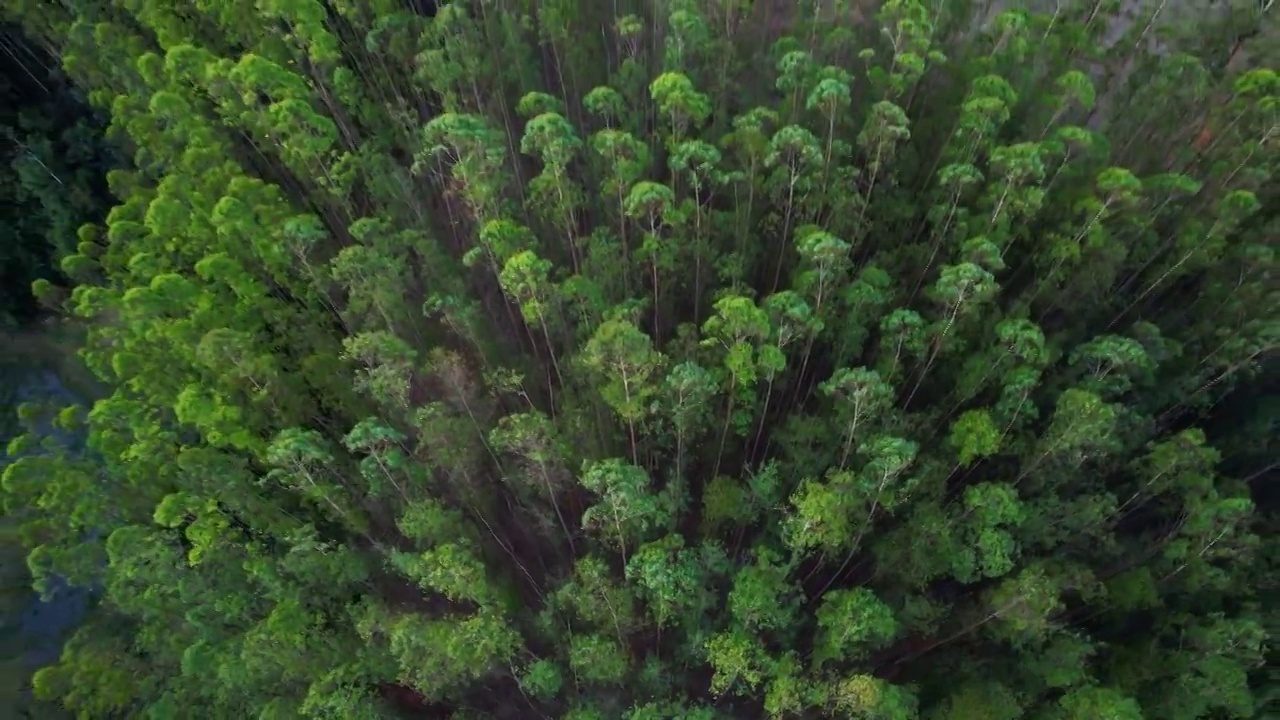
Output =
[{"x1": 1, "y1": 1, "x2": 1275, "y2": 718}]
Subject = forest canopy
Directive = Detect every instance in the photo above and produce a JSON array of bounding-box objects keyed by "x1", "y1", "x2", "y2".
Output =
[
  {"x1": 1, "y1": 23, "x2": 116, "y2": 328},
  {"x1": 1, "y1": 0, "x2": 1276, "y2": 718}
]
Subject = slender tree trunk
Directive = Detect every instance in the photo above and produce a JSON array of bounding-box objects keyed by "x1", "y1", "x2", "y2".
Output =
[{"x1": 712, "y1": 377, "x2": 737, "y2": 480}]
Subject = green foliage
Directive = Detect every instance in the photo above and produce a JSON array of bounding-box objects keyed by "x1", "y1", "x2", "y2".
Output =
[
  {"x1": 813, "y1": 588, "x2": 899, "y2": 667},
  {"x1": 569, "y1": 633, "x2": 629, "y2": 685},
  {"x1": 625, "y1": 533, "x2": 720, "y2": 629},
  {"x1": 520, "y1": 658, "x2": 563, "y2": 700},
  {"x1": 581, "y1": 458, "x2": 672, "y2": 553},
  {"x1": 705, "y1": 628, "x2": 769, "y2": 696},
  {"x1": 1, "y1": 26, "x2": 115, "y2": 326},
  {"x1": 949, "y1": 409, "x2": 1000, "y2": 466},
  {"x1": 728, "y1": 547, "x2": 798, "y2": 632},
  {"x1": 1, "y1": 3, "x2": 1273, "y2": 719}
]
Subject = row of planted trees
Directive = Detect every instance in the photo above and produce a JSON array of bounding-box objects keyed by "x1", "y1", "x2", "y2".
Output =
[{"x1": 1, "y1": 0, "x2": 1275, "y2": 718}]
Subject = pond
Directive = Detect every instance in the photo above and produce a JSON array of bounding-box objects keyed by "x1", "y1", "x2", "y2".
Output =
[{"x1": 1, "y1": 359, "x2": 92, "y2": 717}]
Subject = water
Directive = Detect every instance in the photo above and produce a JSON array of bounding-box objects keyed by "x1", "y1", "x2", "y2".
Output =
[{"x1": 1, "y1": 365, "x2": 91, "y2": 716}]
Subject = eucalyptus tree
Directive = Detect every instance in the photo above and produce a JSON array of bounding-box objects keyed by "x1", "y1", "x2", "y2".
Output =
[{"x1": 2, "y1": 2, "x2": 1273, "y2": 719}]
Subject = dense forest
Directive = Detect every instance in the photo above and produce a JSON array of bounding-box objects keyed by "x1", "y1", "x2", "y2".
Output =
[
  {"x1": 2, "y1": 21, "x2": 112, "y2": 719},
  {"x1": 1, "y1": 0, "x2": 1276, "y2": 718},
  {"x1": 1, "y1": 22, "x2": 117, "y2": 328}
]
